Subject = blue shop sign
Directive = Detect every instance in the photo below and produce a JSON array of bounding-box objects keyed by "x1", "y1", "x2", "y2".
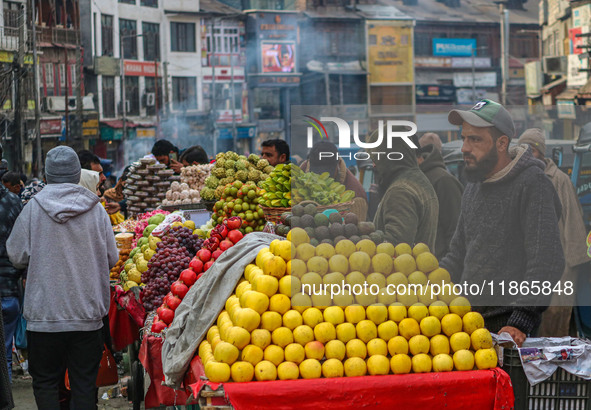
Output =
[{"x1": 433, "y1": 38, "x2": 476, "y2": 57}]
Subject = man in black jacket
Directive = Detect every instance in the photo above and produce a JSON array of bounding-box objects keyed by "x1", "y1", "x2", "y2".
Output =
[
  {"x1": 0, "y1": 182, "x2": 23, "y2": 381},
  {"x1": 418, "y1": 142, "x2": 464, "y2": 259},
  {"x1": 442, "y1": 100, "x2": 564, "y2": 347}
]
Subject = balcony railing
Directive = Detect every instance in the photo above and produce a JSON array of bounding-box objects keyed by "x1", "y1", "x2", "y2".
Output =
[{"x1": 39, "y1": 26, "x2": 78, "y2": 46}]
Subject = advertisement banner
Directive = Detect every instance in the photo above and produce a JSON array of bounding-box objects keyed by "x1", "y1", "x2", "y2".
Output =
[
  {"x1": 367, "y1": 22, "x2": 413, "y2": 84},
  {"x1": 432, "y1": 38, "x2": 476, "y2": 57},
  {"x1": 567, "y1": 53, "x2": 589, "y2": 87},
  {"x1": 453, "y1": 72, "x2": 497, "y2": 88},
  {"x1": 261, "y1": 42, "x2": 296, "y2": 74},
  {"x1": 124, "y1": 60, "x2": 161, "y2": 77}
]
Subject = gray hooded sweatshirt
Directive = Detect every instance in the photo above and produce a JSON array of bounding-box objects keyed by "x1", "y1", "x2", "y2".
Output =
[{"x1": 7, "y1": 183, "x2": 119, "y2": 332}]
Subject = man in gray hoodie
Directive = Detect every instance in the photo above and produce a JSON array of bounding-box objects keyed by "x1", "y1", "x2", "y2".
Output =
[{"x1": 6, "y1": 146, "x2": 119, "y2": 409}]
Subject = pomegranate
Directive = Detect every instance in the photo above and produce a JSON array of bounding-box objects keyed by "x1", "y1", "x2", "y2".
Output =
[
  {"x1": 165, "y1": 294, "x2": 182, "y2": 311},
  {"x1": 189, "y1": 257, "x2": 204, "y2": 273},
  {"x1": 151, "y1": 320, "x2": 167, "y2": 333},
  {"x1": 179, "y1": 269, "x2": 197, "y2": 287},
  {"x1": 159, "y1": 308, "x2": 175, "y2": 325},
  {"x1": 197, "y1": 248, "x2": 212, "y2": 263},
  {"x1": 212, "y1": 249, "x2": 223, "y2": 260},
  {"x1": 219, "y1": 239, "x2": 234, "y2": 252},
  {"x1": 170, "y1": 281, "x2": 189, "y2": 299},
  {"x1": 227, "y1": 229, "x2": 244, "y2": 244}
]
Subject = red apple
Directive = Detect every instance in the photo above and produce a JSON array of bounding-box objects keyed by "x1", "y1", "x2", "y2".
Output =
[
  {"x1": 179, "y1": 269, "x2": 197, "y2": 287},
  {"x1": 227, "y1": 229, "x2": 244, "y2": 244},
  {"x1": 171, "y1": 281, "x2": 189, "y2": 299},
  {"x1": 204, "y1": 260, "x2": 214, "y2": 272},
  {"x1": 219, "y1": 239, "x2": 234, "y2": 252},
  {"x1": 212, "y1": 249, "x2": 223, "y2": 260},
  {"x1": 159, "y1": 308, "x2": 175, "y2": 325},
  {"x1": 151, "y1": 320, "x2": 167, "y2": 333},
  {"x1": 197, "y1": 248, "x2": 212, "y2": 263},
  {"x1": 165, "y1": 294, "x2": 182, "y2": 311},
  {"x1": 189, "y1": 257, "x2": 204, "y2": 273}
]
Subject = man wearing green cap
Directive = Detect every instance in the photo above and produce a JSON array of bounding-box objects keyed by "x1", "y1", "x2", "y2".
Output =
[{"x1": 440, "y1": 100, "x2": 564, "y2": 347}]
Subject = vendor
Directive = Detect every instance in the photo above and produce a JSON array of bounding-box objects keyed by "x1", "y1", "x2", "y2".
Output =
[
  {"x1": 180, "y1": 145, "x2": 209, "y2": 166},
  {"x1": 151, "y1": 140, "x2": 182, "y2": 174},
  {"x1": 1, "y1": 172, "x2": 24, "y2": 196},
  {"x1": 300, "y1": 141, "x2": 368, "y2": 222},
  {"x1": 260, "y1": 139, "x2": 290, "y2": 167}
]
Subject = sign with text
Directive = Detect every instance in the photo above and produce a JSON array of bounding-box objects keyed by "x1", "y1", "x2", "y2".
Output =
[
  {"x1": 433, "y1": 38, "x2": 476, "y2": 57},
  {"x1": 367, "y1": 22, "x2": 413, "y2": 84},
  {"x1": 453, "y1": 72, "x2": 497, "y2": 88},
  {"x1": 124, "y1": 60, "x2": 161, "y2": 77}
]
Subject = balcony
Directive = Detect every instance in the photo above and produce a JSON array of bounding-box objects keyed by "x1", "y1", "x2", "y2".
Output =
[{"x1": 38, "y1": 25, "x2": 79, "y2": 46}]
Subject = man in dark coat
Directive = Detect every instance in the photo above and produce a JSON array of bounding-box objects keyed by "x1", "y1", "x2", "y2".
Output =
[{"x1": 418, "y1": 143, "x2": 464, "y2": 259}]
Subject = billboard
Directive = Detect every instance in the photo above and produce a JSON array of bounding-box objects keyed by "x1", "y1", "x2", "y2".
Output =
[
  {"x1": 432, "y1": 38, "x2": 476, "y2": 57},
  {"x1": 261, "y1": 42, "x2": 296, "y2": 74},
  {"x1": 367, "y1": 22, "x2": 413, "y2": 84}
]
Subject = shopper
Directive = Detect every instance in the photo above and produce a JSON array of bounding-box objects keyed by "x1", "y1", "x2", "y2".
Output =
[
  {"x1": 7, "y1": 146, "x2": 119, "y2": 409},
  {"x1": 20, "y1": 178, "x2": 45, "y2": 206},
  {"x1": 77, "y1": 150, "x2": 106, "y2": 192},
  {"x1": 419, "y1": 132, "x2": 443, "y2": 153},
  {"x1": 0, "y1": 307, "x2": 14, "y2": 410},
  {"x1": 0, "y1": 177, "x2": 23, "y2": 382},
  {"x1": 79, "y1": 169, "x2": 100, "y2": 196},
  {"x1": 260, "y1": 139, "x2": 290, "y2": 166},
  {"x1": 442, "y1": 100, "x2": 564, "y2": 346},
  {"x1": 370, "y1": 130, "x2": 438, "y2": 249},
  {"x1": 417, "y1": 143, "x2": 464, "y2": 259},
  {"x1": 518, "y1": 128, "x2": 589, "y2": 337},
  {"x1": 300, "y1": 141, "x2": 368, "y2": 222},
  {"x1": 1, "y1": 172, "x2": 24, "y2": 196}
]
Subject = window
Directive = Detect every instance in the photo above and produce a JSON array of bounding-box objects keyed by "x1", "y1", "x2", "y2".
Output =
[
  {"x1": 119, "y1": 0, "x2": 135, "y2": 4},
  {"x1": 170, "y1": 22, "x2": 196, "y2": 52},
  {"x1": 141, "y1": 0, "x2": 158, "y2": 6},
  {"x1": 43, "y1": 63, "x2": 55, "y2": 96},
  {"x1": 3, "y1": 1, "x2": 20, "y2": 35},
  {"x1": 203, "y1": 83, "x2": 242, "y2": 113},
  {"x1": 172, "y1": 77, "x2": 197, "y2": 110},
  {"x1": 101, "y1": 15, "x2": 114, "y2": 56},
  {"x1": 58, "y1": 64, "x2": 67, "y2": 96},
  {"x1": 124, "y1": 76, "x2": 140, "y2": 116},
  {"x1": 119, "y1": 19, "x2": 137, "y2": 59},
  {"x1": 142, "y1": 22, "x2": 160, "y2": 61},
  {"x1": 102, "y1": 76, "x2": 115, "y2": 117},
  {"x1": 205, "y1": 21, "x2": 241, "y2": 66},
  {"x1": 253, "y1": 88, "x2": 281, "y2": 120},
  {"x1": 144, "y1": 77, "x2": 162, "y2": 116}
]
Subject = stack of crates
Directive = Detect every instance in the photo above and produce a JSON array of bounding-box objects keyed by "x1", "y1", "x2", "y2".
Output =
[{"x1": 502, "y1": 348, "x2": 591, "y2": 410}]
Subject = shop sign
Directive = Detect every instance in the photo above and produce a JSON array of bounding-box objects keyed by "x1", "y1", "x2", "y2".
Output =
[
  {"x1": 367, "y1": 22, "x2": 413, "y2": 84},
  {"x1": 569, "y1": 27, "x2": 588, "y2": 55},
  {"x1": 249, "y1": 75, "x2": 301, "y2": 87},
  {"x1": 433, "y1": 38, "x2": 476, "y2": 57},
  {"x1": 0, "y1": 51, "x2": 33, "y2": 64},
  {"x1": 453, "y1": 72, "x2": 497, "y2": 88},
  {"x1": 40, "y1": 118, "x2": 63, "y2": 135},
  {"x1": 567, "y1": 54, "x2": 589, "y2": 87},
  {"x1": 525, "y1": 61, "x2": 543, "y2": 96},
  {"x1": 137, "y1": 128, "x2": 156, "y2": 138},
  {"x1": 416, "y1": 84, "x2": 456, "y2": 102},
  {"x1": 218, "y1": 126, "x2": 256, "y2": 140},
  {"x1": 124, "y1": 60, "x2": 161, "y2": 77},
  {"x1": 94, "y1": 56, "x2": 120, "y2": 76}
]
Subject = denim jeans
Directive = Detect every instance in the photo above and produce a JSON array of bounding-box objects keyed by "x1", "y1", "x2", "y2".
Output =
[{"x1": 1, "y1": 296, "x2": 19, "y2": 381}]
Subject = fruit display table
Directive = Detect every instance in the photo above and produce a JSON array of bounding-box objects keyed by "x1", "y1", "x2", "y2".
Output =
[
  {"x1": 187, "y1": 357, "x2": 514, "y2": 410},
  {"x1": 139, "y1": 335, "x2": 197, "y2": 408}
]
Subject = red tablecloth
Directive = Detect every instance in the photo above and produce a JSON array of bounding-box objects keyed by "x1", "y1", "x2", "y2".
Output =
[
  {"x1": 188, "y1": 357, "x2": 514, "y2": 410},
  {"x1": 108, "y1": 289, "x2": 141, "y2": 352},
  {"x1": 139, "y1": 335, "x2": 197, "y2": 409}
]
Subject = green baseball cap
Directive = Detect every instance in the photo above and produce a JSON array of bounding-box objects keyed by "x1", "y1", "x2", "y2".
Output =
[{"x1": 448, "y1": 99, "x2": 515, "y2": 139}]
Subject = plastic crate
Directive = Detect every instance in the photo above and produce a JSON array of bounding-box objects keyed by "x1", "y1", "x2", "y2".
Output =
[{"x1": 502, "y1": 347, "x2": 591, "y2": 410}]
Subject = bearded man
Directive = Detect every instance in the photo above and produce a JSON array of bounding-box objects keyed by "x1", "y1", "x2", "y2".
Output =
[{"x1": 440, "y1": 99, "x2": 564, "y2": 347}]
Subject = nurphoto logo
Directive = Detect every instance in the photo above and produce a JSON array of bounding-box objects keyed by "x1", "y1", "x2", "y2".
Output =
[{"x1": 303, "y1": 116, "x2": 418, "y2": 161}]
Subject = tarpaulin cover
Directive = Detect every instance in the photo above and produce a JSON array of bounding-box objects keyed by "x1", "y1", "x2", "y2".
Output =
[
  {"x1": 139, "y1": 335, "x2": 196, "y2": 408},
  {"x1": 162, "y1": 232, "x2": 280, "y2": 388},
  {"x1": 187, "y1": 355, "x2": 514, "y2": 410},
  {"x1": 108, "y1": 289, "x2": 140, "y2": 352}
]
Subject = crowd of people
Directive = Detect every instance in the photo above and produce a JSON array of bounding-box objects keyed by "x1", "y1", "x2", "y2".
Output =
[{"x1": 0, "y1": 100, "x2": 589, "y2": 408}]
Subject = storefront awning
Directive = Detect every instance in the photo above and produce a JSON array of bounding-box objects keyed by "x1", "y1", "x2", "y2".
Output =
[
  {"x1": 556, "y1": 88, "x2": 579, "y2": 101},
  {"x1": 306, "y1": 60, "x2": 366, "y2": 75},
  {"x1": 541, "y1": 77, "x2": 567, "y2": 93},
  {"x1": 100, "y1": 120, "x2": 138, "y2": 129}
]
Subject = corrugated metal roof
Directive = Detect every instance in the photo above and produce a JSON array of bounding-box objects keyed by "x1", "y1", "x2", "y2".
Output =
[{"x1": 378, "y1": 0, "x2": 538, "y2": 25}]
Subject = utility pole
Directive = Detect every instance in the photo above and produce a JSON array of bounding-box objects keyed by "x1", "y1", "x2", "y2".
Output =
[
  {"x1": 120, "y1": 33, "x2": 127, "y2": 143},
  {"x1": 231, "y1": 41, "x2": 237, "y2": 152},
  {"x1": 74, "y1": 17, "x2": 83, "y2": 151},
  {"x1": 13, "y1": 4, "x2": 26, "y2": 172},
  {"x1": 211, "y1": 18, "x2": 218, "y2": 155},
  {"x1": 500, "y1": 3, "x2": 510, "y2": 106},
  {"x1": 31, "y1": 0, "x2": 42, "y2": 176}
]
